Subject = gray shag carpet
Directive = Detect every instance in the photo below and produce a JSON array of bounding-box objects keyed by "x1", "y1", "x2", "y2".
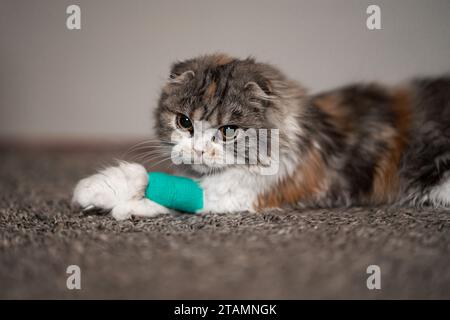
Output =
[{"x1": 0, "y1": 148, "x2": 449, "y2": 299}]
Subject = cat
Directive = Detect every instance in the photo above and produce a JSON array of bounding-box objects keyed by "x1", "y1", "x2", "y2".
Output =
[{"x1": 72, "y1": 53, "x2": 450, "y2": 220}]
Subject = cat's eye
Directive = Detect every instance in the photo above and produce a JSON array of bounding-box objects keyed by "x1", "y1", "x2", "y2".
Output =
[
  {"x1": 218, "y1": 125, "x2": 239, "y2": 141},
  {"x1": 176, "y1": 114, "x2": 193, "y2": 133}
]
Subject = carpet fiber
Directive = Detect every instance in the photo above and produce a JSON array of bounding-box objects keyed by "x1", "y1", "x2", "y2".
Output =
[{"x1": 1, "y1": 149, "x2": 449, "y2": 299}]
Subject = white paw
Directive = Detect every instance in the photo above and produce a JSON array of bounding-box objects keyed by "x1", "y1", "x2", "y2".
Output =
[
  {"x1": 72, "y1": 162, "x2": 148, "y2": 213},
  {"x1": 111, "y1": 199, "x2": 170, "y2": 221}
]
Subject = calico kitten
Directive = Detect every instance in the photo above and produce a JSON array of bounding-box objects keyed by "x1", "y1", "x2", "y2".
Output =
[{"x1": 73, "y1": 54, "x2": 450, "y2": 220}]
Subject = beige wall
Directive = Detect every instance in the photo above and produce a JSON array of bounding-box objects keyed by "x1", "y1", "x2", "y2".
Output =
[{"x1": 1, "y1": 0, "x2": 449, "y2": 140}]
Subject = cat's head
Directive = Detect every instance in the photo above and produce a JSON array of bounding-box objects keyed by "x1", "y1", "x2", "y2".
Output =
[{"x1": 154, "y1": 54, "x2": 304, "y2": 175}]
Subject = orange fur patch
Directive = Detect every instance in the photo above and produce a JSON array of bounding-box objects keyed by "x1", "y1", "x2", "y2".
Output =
[
  {"x1": 212, "y1": 53, "x2": 233, "y2": 66},
  {"x1": 205, "y1": 81, "x2": 217, "y2": 100},
  {"x1": 371, "y1": 89, "x2": 412, "y2": 203},
  {"x1": 314, "y1": 93, "x2": 353, "y2": 133},
  {"x1": 255, "y1": 148, "x2": 327, "y2": 210}
]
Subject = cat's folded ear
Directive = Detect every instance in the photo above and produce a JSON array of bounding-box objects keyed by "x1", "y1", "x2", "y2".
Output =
[
  {"x1": 168, "y1": 60, "x2": 196, "y2": 85},
  {"x1": 244, "y1": 62, "x2": 284, "y2": 101},
  {"x1": 245, "y1": 62, "x2": 306, "y2": 103},
  {"x1": 168, "y1": 70, "x2": 195, "y2": 84},
  {"x1": 245, "y1": 81, "x2": 275, "y2": 101}
]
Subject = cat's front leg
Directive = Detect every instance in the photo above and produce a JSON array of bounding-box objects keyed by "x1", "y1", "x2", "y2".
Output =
[
  {"x1": 197, "y1": 173, "x2": 259, "y2": 214},
  {"x1": 72, "y1": 162, "x2": 171, "y2": 220}
]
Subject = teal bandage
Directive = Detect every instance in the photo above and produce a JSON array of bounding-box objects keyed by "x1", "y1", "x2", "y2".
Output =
[{"x1": 145, "y1": 172, "x2": 203, "y2": 213}]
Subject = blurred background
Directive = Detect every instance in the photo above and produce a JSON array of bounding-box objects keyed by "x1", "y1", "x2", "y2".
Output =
[
  {"x1": 1, "y1": 0, "x2": 450, "y2": 300},
  {"x1": 1, "y1": 0, "x2": 450, "y2": 144}
]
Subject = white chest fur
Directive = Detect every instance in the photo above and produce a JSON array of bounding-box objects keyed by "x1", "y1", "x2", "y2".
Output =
[{"x1": 198, "y1": 156, "x2": 297, "y2": 213}]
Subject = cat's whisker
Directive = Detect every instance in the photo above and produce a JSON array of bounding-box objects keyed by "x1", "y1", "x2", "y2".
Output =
[
  {"x1": 127, "y1": 145, "x2": 171, "y2": 156},
  {"x1": 122, "y1": 139, "x2": 159, "y2": 153},
  {"x1": 123, "y1": 144, "x2": 170, "y2": 157},
  {"x1": 146, "y1": 156, "x2": 174, "y2": 169},
  {"x1": 127, "y1": 146, "x2": 170, "y2": 158},
  {"x1": 139, "y1": 151, "x2": 172, "y2": 162},
  {"x1": 122, "y1": 139, "x2": 174, "y2": 157},
  {"x1": 132, "y1": 150, "x2": 170, "y2": 162},
  {"x1": 127, "y1": 142, "x2": 171, "y2": 153}
]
